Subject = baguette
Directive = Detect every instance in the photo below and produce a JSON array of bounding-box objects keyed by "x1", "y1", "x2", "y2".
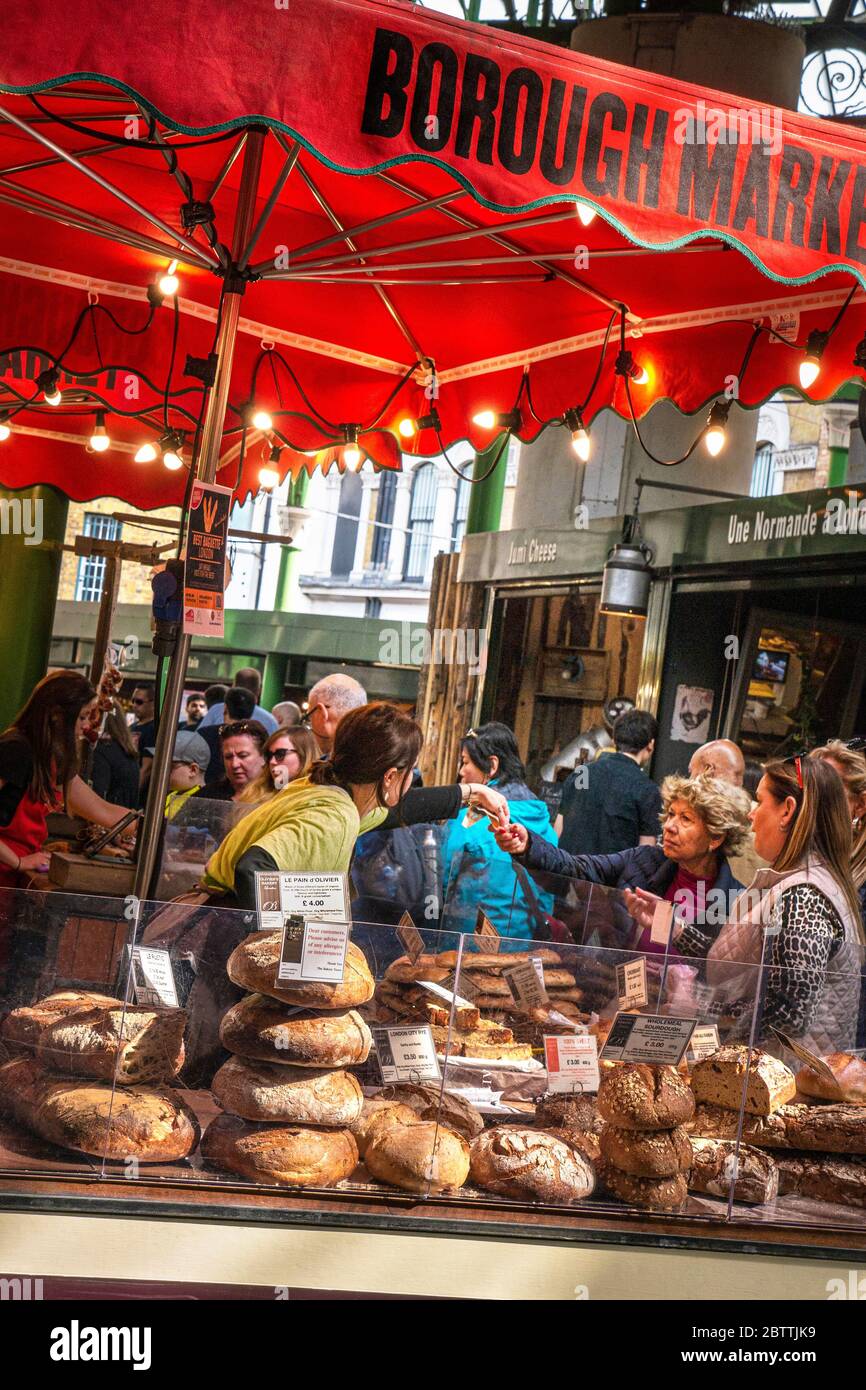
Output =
[{"x1": 435, "y1": 949, "x2": 562, "y2": 971}]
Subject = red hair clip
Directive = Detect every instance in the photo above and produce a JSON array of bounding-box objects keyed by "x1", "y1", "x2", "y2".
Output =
[{"x1": 794, "y1": 755, "x2": 804, "y2": 789}]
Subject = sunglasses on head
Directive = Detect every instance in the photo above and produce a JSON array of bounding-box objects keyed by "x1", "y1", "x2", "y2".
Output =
[{"x1": 220, "y1": 721, "x2": 261, "y2": 740}]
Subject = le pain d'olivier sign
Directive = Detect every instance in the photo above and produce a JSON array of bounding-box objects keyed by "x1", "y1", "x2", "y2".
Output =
[
  {"x1": 183, "y1": 482, "x2": 231, "y2": 639},
  {"x1": 359, "y1": 26, "x2": 866, "y2": 271}
]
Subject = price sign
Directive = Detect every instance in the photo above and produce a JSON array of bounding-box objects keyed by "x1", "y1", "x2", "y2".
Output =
[
  {"x1": 396, "y1": 911, "x2": 425, "y2": 964},
  {"x1": 687, "y1": 1024, "x2": 720, "y2": 1062},
  {"x1": 616, "y1": 957, "x2": 648, "y2": 1009},
  {"x1": 475, "y1": 908, "x2": 501, "y2": 954},
  {"x1": 503, "y1": 958, "x2": 548, "y2": 1011},
  {"x1": 441, "y1": 970, "x2": 479, "y2": 1003},
  {"x1": 650, "y1": 900, "x2": 675, "y2": 947},
  {"x1": 694, "y1": 983, "x2": 715, "y2": 1015},
  {"x1": 770, "y1": 1026, "x2": 845, "y2": 1095},
  {"x1": 544, "y1": 1033, "x2": 600, "y2": 1093},
  {"x1": 600, "y1": 1012, "x2": 696, "y2": 1065},
  {"x1": 255, "y1": 871, "x2": 350, "y2": 933},
  {"x1": 418, "y1": 977, "x2": 476, "y2": 1010},
  {"x1": 277, "y1": 917, "x2": 349, "y2": 984},
  {"x1": 131, "y1": 946, "x2": 179, "y2": 1009},
  {"x1": 372, "y1": 1026, "x2": 441, "y2": 1084}
]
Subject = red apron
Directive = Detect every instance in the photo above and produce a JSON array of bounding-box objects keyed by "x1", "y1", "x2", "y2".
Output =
[{"x1": 0, "y1": 788, "x2": 50, "y2": 890}]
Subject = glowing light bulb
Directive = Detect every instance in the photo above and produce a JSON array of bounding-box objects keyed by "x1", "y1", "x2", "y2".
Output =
[
  {"x1": 571, "y1": 427, "x2": 591, "y2": 462},
  {"x1": 158, "y1": 260, "x2": 179, "y2": 297},
  {"x1": 576, "y1": 202, "x2": 597, "y2": 227},
  {"x1": 633, "y1": 363, "x2": 649, "y2": 385},
  {"x1": 0, "y1": 418, "x2": 10, "y2": 442},
  {"x1": 799, "y1": 356, "x2": 821, "y2": 390},
  {"x1": 398, "y1": 417, "x2": 416, "y2": 439},
  {"x1": 135, "y1": 441, "x2": 158, "y2": 463},
  {"x1": 89, "y1": 412, "x2": 110, "y2": 452},
  {"x1": 473, "y1": 409, "x2": 496, "y2": 429},
  {"x1": 343, "y1": 443, "x2": 362, "y2": 470},
  {"x1": 259, "y1": 466, "x2": 280, "y2": 490},
  {"x1": 45, "y1": 386, "x2": 62, "y2": 406},
  {"x1": 251, "y1": 407, "x2": 273, "y2": 432},
  {"x1": 705, "y1": 426, "x2": 726, "y2": 457},
  {"x1": 163, "y1": 449, "x2": 183, "y2": 471}
]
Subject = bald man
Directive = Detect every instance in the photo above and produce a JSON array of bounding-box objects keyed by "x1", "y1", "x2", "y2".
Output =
[
  {"x1": 688, "y1": 739, "x2": 745, "y2": 786},
  {"x1": 689, "y1": 738, "x2": 766, "y2": 885},
  {"x1": 306, "y1": 673, "x2": 367, "y2": 755}
]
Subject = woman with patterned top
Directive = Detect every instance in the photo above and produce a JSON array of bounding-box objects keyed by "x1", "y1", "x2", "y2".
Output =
[{"x1": 631, "y1": 757, "x2": 864, "y2": 1053}]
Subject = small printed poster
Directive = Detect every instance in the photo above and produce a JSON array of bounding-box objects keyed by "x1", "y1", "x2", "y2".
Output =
[
  {"x1": 616, "y1": 957, "x2": 648, "y2": 1009},
  {"x1": 372, "y1": 1026, "x2": 441, "y2": 1084},
  {"x1": 503, "y1": 958, "x2": 548, "y2": 1011},
  {"x1": 475, "y1": 908, "x2": 501, "y2": 953},
  {"x1": 670, "y1": 685, "x2": 714, "y2": 745},
  {"x1": 183, "y1": 480, "x2": 231, "y2": 637},
  {"x1": 687, "y1": 1025, "x2": 721, "y2": 1061},
  {"x1": 131, "y1": 946, "x2": 179, "y2": 1009},
  {"x1": 600, "y1": 1012, "x2": 696, "y2": 1065},
  {"x1": 254, "y1": 872, "x2": 351, "y2": 933},
  {"x1": 544, "y1": 1033, "x2": 600, "y2": 1094},
  {"x1": 277, "y1": 916, "x2": 349, "y2": 984}
]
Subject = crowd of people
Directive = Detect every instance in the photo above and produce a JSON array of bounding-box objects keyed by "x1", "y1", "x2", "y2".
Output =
[{"x1": 1, "y1": 662, "x2": 865, "y2": 1051}]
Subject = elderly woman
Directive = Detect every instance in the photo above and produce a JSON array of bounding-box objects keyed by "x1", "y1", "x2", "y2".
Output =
[{"x1": 495, "y1": 773, "x2": 752, "y2": 953}]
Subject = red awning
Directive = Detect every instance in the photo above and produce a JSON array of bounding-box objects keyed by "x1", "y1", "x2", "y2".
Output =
[{"x1": 1, "y1": 0, "x2": 865, "y2": 507}]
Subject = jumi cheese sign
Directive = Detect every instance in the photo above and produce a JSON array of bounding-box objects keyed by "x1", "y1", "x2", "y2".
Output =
[{"x1": 360, "y1": 26, "x2": 866, "y2": 267}]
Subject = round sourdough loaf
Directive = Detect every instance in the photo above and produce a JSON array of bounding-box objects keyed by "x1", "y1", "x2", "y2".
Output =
[
  {"x1": 219, "y1": 995, "x2": 372, "y2": 1067},
  {"x1": 535, "y1": 1094, "x2": 604, "y2": 1135},
  {"x1": 348, "y1": 1097, "x2": 420, "y2": 1157},
  {"x1": 201, "y1": 1114, "x2": 358, "y2": 1187},
  {"x1": 598, "y1": 1063, "x2": 694, "y2": 1131},
  {"x1": 211, "y1": 1056, "x2": 363, "y2": 1126},
  {"x1": 227, "y1": 934, "x2": 374, "y2": 1009},
  {"x1": 545, "y1": 1125, "x2": 601, "y2": 1164},
  {"x1": 0, "y1": 1056, "x2": 199, "y2": 1160},
  {"x1": 599, "y1": 1161, "x2": 688, "y2": 1211},
  {"x1": 384, "y1": 1082, "x2": 484, "y2": 1140},
  {"x1": 0, "y1": 990, "x2": 125, "y2": 1052},
  {"x1": 365, "y1": 1120, "x2": 470, "y2": 1193},
  {"x1": 599, "y1": 1123, "x2": 693, "y2": 1177},
  {"x1": 35, "y1": 1005, "x2": 186, "y2": 1086},
  {"x1": 469, "y1": 1127, "x2": 595, "y2": 1202}
]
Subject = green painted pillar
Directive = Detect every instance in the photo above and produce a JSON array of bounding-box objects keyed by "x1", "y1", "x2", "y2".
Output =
[
  {"x1": 465, "y1": 440, "x2": 508, "y2": 536},
  {"x1": 261, "y1": 653, "x2": 288, "y2": 712},
  {"x1": 0, "y1": 485, "x2": 69, "y2": 729},
  {"x1": 274, "y1": 473, "x2": 310, "y2": 611},
  {"x1": 829, "y1": 444, "x2": 848, "y2": 488}
]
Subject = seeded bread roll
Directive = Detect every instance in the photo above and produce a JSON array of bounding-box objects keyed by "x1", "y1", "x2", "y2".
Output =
[
  {"x1": 691, "y1": 1046, "x2": 796, "y2": 1115},
  {"x1": 535, "y1": 1094, "x2": 605, "y2": 1135},
  {"x1": 201, "y1": 1114, "x2": 358, "y2": 1187},
  {"x1": 797, "y1": 1053, "x2": 866, "y2": 1105},
  {"x1": 365, "y1": 1121, "x2": 470, "y2": 1193},
  {"x1": 600, "y1": 1124, "x2": 693, "y2": 1178},
  {"x1": 597, "y1": 1064, "x2": 695, "y2": 1131},
  {"x1": 384, "y1": 1082, "x2": 484, "y2": 1140},
  {"x1": 776, "y1": 1152, "x2": 866, "y2": 1208},
  {"x1": 688, "y1": 1137, "x2": 779, "y2": 1205},
  {"x1": 469, "y1": 1126, "x2": 595, "y2": 1202},
  {"x1": 347, "y1": 1097, "x2": 420, "y2": 1157},
  {"x1": 0, "y1": 1056, "x2": 198, "y2": 1161},
  {"x1": 227, "y1": 934, "x2": 374, "y2": 1010},
  {"x1": 689, "y1": 1100, "x2": 866, "y2": 1154},
  {"x1": 219, "y1": 995, "x2": 372, "y2": 1068},
  {"x1": 211, "y1": 1055, "x2": 363, "y2": 1126},
  {"x1": 598, "y1": 1162, "x2": 688, "y2": 1211}
]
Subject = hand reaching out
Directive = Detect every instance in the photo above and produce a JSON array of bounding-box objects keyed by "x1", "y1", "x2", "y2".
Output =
[{"x1": 494, "y1": 821, "x2": 528, "y2": 855}]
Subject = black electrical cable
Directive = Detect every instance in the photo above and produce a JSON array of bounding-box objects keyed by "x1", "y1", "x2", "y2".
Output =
[
  {"x1": 26, "y1": 91, "x2": 243, "y2": 151},
  {"x1": 435, "y1": 427, "x2": 511, "y2": 482}
]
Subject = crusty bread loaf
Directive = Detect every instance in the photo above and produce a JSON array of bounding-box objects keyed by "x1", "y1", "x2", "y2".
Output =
[
  {"x1": 0, "y1": 1056, "x2": 198, "y2": 1161},
  {"x1": 227, "y1": 934, "x2": 374, "y2": 1010},
  {"x1": 435, "y1": 949, "x2": 562, "y2": 970},
  {"x1": 777, "y1": 1152, "x2": 866, "y2": 1208},
  {"x1": 0, "y1": 991, "x2": 125, "y2": 1053},
  {"x1": 36, "y1": 1005, "x2": 185, "y2": 1085},
  {"x1": 211, "y1": 1056, "x2": 363, "y2": 1126},
  {"x1": 598, "y1": 1162, "x2": 688, "y2": 1211},
  {"x1": 469, "y1": 1127, "x2": 595, "y2": 1202},
  {"x1": 219, "y1": 995, "x2": 372, "y2": 1068},
  {"x1": 545, "y1": 1126, "x2": 601, "y2": 1164},
  {"x1": 597, "y1": 1064, "x2": 695, "y2": 1131},
  {"x1": 384, "y1": 956, "x2": 449, "y2": 984},
  {"x1": 690, "y1": 1100, "x2": 866, "y2": 1154},
  {"x1": 600, "y1": 1124, "x2": 692, "y2": 1178},
  {"x1": 365, "y1": 1120, "x2": 470, "y2": 1193},
  {"x1": 688, "y1": 1138, "x2": 779, "y2": 1205},
  {"x1": 535, "y1": 1094, "x2": 604, "y2": 1136},
  {"x1": 347, "y1": 1097, "x2": 420, "y2": 1157},
  {"x1": 384, "y1": 1082, "x2": 484, "y2": 1140},
  {"x1": 462, "y1": 1041, "x2": 534, "y2": 1061},
  {"x1": 691, "y1": 1046, "x2": 796, "y2": 1115},
  {"x1": 797, "y1": 1053, "x2": 866, "y2": 1105},
  {"x1": 201, "y1": 1114, "x2": 358, "y2": 1187}
]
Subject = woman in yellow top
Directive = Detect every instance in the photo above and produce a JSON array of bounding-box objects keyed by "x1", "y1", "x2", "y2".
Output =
[{"x1": 203, "y1": 702, "x2": 509, "y2": 909}]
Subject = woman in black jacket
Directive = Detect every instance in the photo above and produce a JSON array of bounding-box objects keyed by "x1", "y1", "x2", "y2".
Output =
[{"x1": 91, "y1": 703, "x2": 140, "y2": 810}]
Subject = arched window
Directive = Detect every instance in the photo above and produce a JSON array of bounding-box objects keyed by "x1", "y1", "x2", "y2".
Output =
[
  {"x1": 750, "y1": 441, "x2": 775, "y2": 498},
  {"x1": 403, "y1": 462, "x2": 436, "y2": 581},
  {"x1": 370, "y1": 470, "x2": 396, "y2": 569}
]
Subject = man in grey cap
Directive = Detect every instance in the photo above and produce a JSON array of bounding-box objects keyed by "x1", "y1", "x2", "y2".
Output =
[{"x1": 150, "y1": 731, "x2": 212, "y2": 818}]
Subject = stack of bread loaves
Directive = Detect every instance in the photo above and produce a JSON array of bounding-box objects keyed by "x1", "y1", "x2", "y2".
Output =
[
  {"x1": 347, "y1": 1081, "x2": 477, "y2": 1194},
  {"x1": 596, "y1": 1063, "x2": 695, "y2": 1210},
  {"x1": 0, "y1": 990, "x2": 198, "y2": 1162},
  {"x1": 202, "y1": 932, "x2": 374, "y2": 1188}
]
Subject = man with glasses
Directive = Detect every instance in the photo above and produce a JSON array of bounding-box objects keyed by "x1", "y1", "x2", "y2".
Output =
[
  {"x1": 130, "y1": 682, "x2": 157, "y2": 803},
  {"x1": 306, "y1": 674, "x2": 367, "y2": 755}
]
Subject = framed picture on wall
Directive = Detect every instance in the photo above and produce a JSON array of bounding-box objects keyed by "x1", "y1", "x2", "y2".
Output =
[{"x1": 670, "y1": 685, "x2": 714, "y2": 744}]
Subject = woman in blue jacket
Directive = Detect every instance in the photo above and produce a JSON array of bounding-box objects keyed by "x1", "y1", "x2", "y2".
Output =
[{"x1": 441, "y1": 723, "x2": 558, "y2": 943}]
